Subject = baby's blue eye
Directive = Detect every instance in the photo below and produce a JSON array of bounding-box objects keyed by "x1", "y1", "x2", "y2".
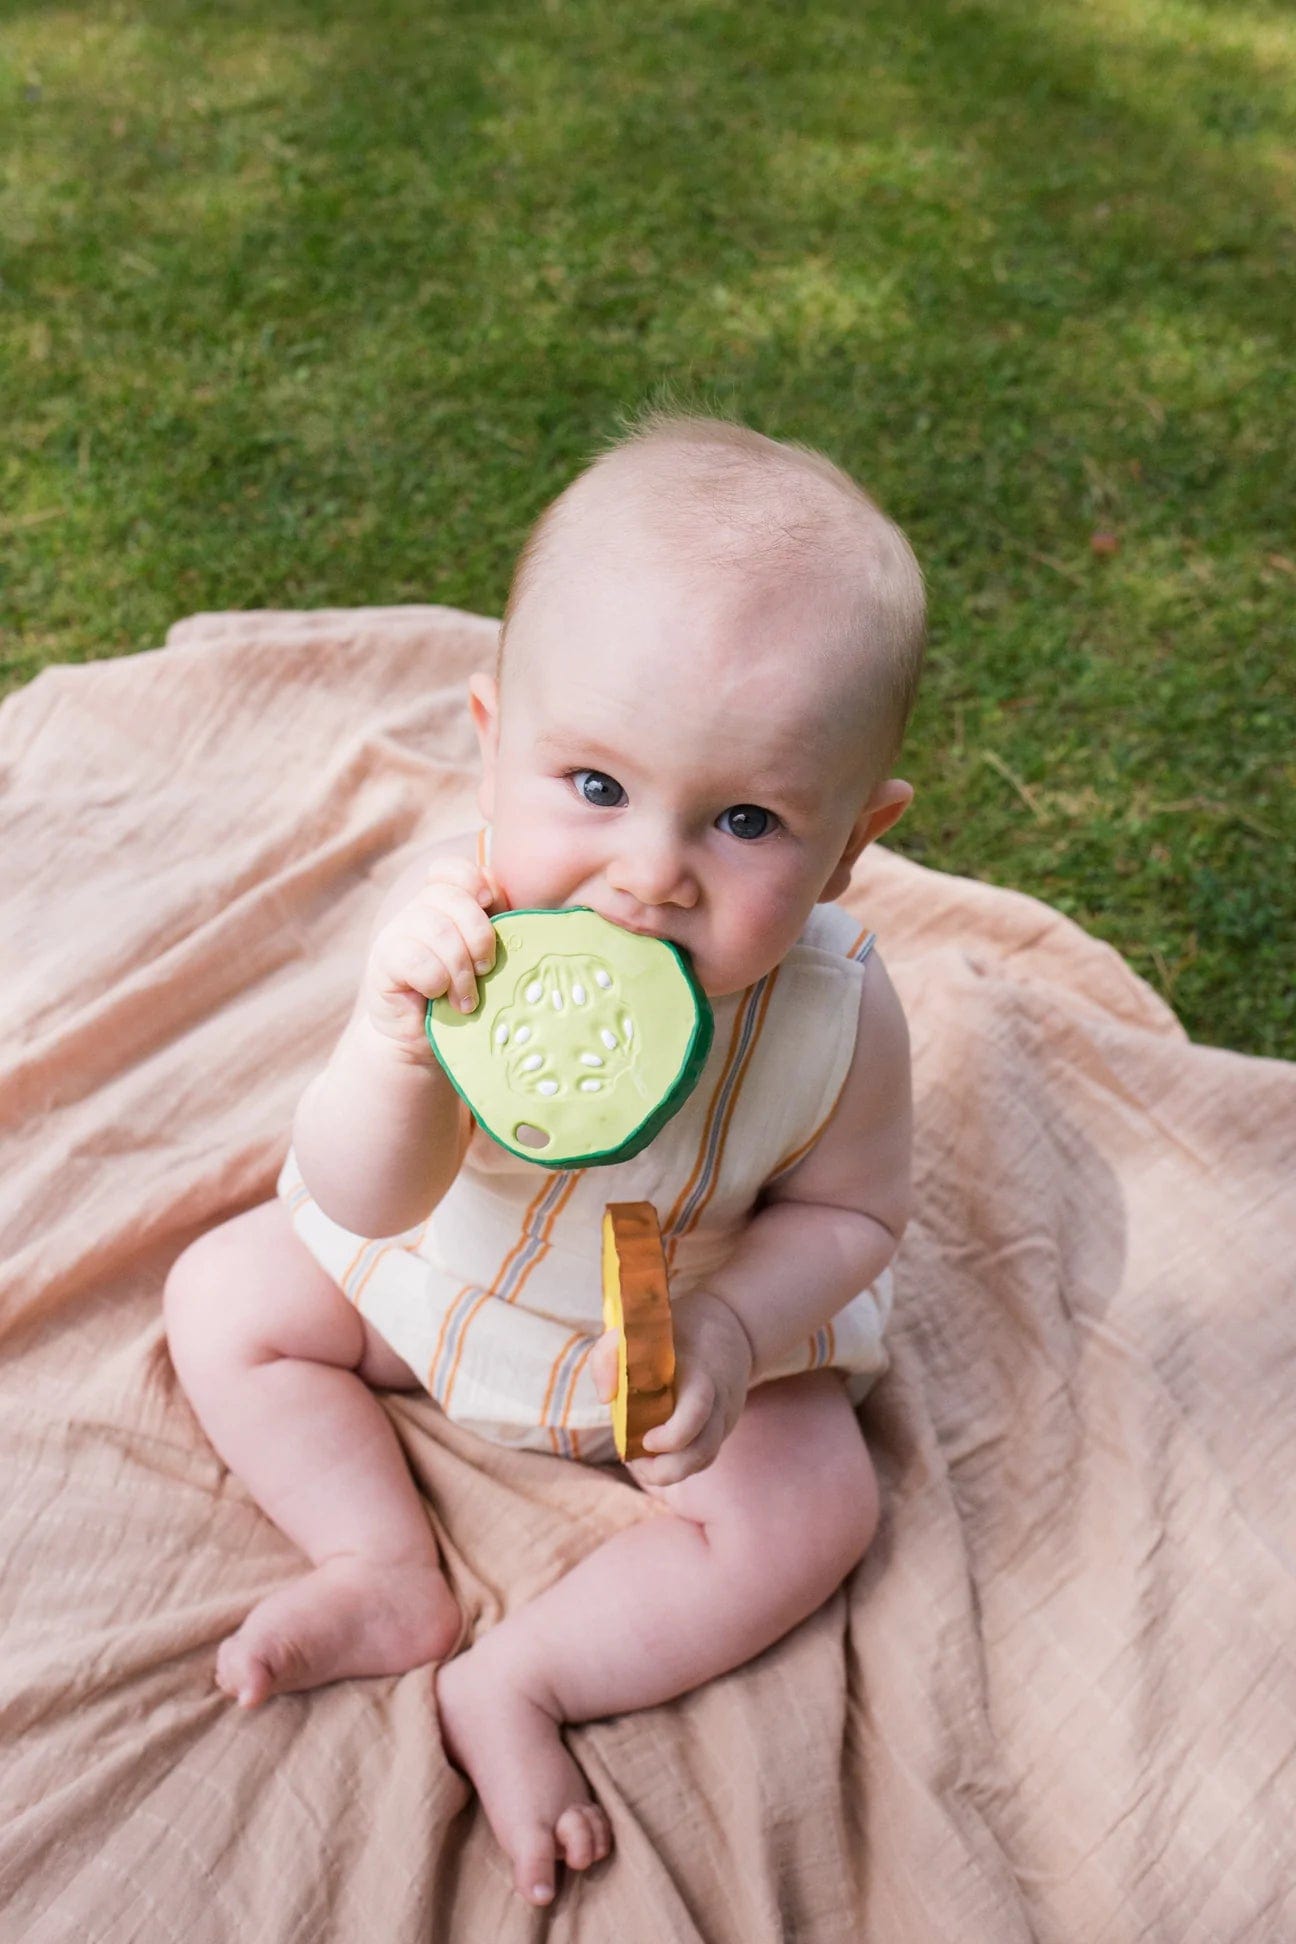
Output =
[
  {"x1": 572, "y1": 769, "x2": 626, "y2": 808},
  {"x1": 718, "y1": 804, "x2": 776, "y2": 841}
]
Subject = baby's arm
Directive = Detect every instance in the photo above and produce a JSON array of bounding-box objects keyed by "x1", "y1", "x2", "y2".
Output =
[
  {"x1": 616, "y1": 950, "x2": 913, "y2": 1486},
  {"x1": 704, "y1": 949, "x2": 913, "y2": 1382},
  {"x1": 291, "y1": 841, "x2": 504, "y2": 1237}
]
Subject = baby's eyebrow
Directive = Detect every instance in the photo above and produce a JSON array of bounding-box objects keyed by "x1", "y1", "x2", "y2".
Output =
[{"x1": 535, "y1": 729, "x2": 628, "y2": 770}]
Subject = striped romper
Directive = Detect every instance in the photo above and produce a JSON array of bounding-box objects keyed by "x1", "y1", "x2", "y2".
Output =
[{"x1": 277, "y1": 858, "x2": 894, "y2": 1465}]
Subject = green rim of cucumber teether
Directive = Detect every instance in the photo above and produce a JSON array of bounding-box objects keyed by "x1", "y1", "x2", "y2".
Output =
[{"x1": 424, "y1": 906, "x2": 714, "y2": 1169}]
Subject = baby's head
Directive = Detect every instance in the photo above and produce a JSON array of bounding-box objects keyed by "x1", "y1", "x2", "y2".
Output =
[{"x1": 469, "y1": 410, "x2": 926, "y2": 998}]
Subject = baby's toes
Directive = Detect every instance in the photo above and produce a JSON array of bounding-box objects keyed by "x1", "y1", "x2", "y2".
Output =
[
  {"x1": 513, "y1": 1824, "x2": 560, "y2": 1906},
  {"x1": 215, "y1": 1632, "x2": 273, "y2": 1709},
  {"x1": 556, "y1": 1802, "x2": 612, "y2": 1871}
]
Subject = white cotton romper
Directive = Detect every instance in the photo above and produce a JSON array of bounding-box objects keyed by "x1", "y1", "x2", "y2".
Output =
[{"x1": 277, "y1": 832, "x2": 895, "y2": 1465}]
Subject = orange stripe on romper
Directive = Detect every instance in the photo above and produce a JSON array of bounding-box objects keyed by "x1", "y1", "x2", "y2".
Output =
[
  {"x1": 340, "y1": 1234, "x2": 378, "y2": 1298},
  {"x1": 540, "y1": 1331, "x2": 585, "y2": 1424},
  {"x1": 551, "y1": 1336, "x2": 598, "y2": 1456},
  {"x1": 500, "y1": 1171, "x2": 583, "y2": 1306},
  {"x1": 671, "y1": 966, "x2": 781, "y2": 1251},
  {"x1": 438, "y1": 1171, "x2": 582, "y2": 1410},
  {"x1": 769, "y1": 925, "x2": 869, "y2": 1180},
  {"x1": 337, "y1": 1213, "x2": 428, "y2": 1305},
  {"x1": 349, "y1": 1221, "x2": 431, "y2": 1307},
  {"x1": 768, "y1": 1106, "x2": 835, "y2": 1184},
  {"x1": 521, "y1": 1177, "x2": 594, "y2": 1438},
  {"x1": 661, "y1": 996, "x2": 753, "y2": 1239},
  {"x1": 427, "y1": 1281, "x2": 478, "y2": 1396}
]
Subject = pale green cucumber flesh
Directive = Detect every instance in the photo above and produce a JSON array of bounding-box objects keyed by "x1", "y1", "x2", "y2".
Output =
[{"x1": 425, "y1": 907, "x2": 714, "y2": 1168}]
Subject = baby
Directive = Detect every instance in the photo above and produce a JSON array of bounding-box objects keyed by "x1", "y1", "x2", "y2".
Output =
[{"x1": 164, "y1": 409, "x2": 924, "y2": 1907}]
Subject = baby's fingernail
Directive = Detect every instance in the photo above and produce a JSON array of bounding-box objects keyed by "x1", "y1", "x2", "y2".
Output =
[
  {"x1": 474, "y1": 958, "x2": 491, "y2": 974},
  {"x1": 459, "y1": 994, "x2": 475, "y2": 1012}
]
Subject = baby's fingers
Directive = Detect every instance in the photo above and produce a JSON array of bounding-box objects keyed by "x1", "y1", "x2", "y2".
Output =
[
  {"x1": 413, "y1": 884, "x2": 499, "y2": 990},
  {"x1": 591, "y1": 1328, "x2": 620, "y2": 1405},
  {"x1": 422, "y1": 854, "x2": 508, "y2": 918},
  {"x1": 630, "y1": 1416, "x2": 723, "y2": 1487},
  {"x1": 639, "y1": 1372, "x2": 715, "y2": 1456},
  {"x1": 379, "y1": 894, "x2": 494, "y2": 1013}
]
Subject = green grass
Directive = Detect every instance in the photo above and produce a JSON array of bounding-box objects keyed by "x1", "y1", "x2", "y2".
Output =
[{"x1": 2, "y1": 0, "x2": 1292, "y2": 1056}]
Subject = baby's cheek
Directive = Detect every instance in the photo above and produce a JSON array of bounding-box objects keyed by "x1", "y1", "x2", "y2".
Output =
[
  {"x1": 493, "y1": 826, "x2": 583, "y2": 910},
  {"x1": 714, "y1": 888, "x2": 805, "y2": 983}
]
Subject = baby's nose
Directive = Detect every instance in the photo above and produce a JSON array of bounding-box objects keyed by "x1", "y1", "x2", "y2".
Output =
[{"x1": 607, "y1": 832, "x2": 698, "y2": 908}]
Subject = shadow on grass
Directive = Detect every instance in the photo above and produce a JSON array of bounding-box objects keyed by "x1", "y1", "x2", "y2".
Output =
[{"x1": 8, "y1": 0, "x2": 1294, "y2": 406}]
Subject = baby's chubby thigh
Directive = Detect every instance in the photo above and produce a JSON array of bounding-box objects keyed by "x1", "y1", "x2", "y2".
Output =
[
  {"x1": 636, "y1": 1370, "x2": 879, "y2": 1628},
  {"x1": 165, "y1": 1198, "x2": 420, "y2": 1395}
]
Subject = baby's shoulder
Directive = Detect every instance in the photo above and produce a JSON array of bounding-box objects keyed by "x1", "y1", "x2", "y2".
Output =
[
  {"x1": 761, "y1": 906, "x2": 911, "y2": 1230},
  {"x1": 780, "y1": 907, "x2": 906, "y2": 1092},
  {"x1": 789, "y1": 900, "x2": 877, "y2": 963}
]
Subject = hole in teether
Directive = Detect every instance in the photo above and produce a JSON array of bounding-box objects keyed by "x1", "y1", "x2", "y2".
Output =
[{"x1": 515, "y1": 1123, "x2": 551, "y2": 1150}]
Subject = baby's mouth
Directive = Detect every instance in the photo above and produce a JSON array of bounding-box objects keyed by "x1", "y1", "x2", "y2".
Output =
[
  {"x1": 616, "y1": 917, "x2": 673, "y2": 942},
  {"x1": 571, "y1": 902, "x2": 673, "y2": 945}
]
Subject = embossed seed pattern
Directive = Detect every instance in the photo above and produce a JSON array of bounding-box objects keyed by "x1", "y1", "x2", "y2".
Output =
[{"x1": 495, "y1": 951, "x2": 635, "y2": 1118}]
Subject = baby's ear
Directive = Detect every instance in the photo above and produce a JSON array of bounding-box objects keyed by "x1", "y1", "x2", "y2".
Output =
[
  {"x1": 468, "y1": 673, "x2": 500, "y2": 820},
  {"x1": 820, "y1": 781, "x2": 913, "y2": 900},
  {"x1": 862, "y1": 779, "x2": 913, "y2": 844}
]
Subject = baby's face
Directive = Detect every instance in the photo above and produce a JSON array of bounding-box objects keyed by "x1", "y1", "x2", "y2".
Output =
[{"x1": 471, "y1": 556, "x2": 898, "y2": 999}]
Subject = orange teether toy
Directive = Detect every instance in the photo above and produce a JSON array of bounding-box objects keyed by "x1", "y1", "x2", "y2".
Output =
[{"x1": 600, "y1": 1202, "x2": 676, "y2": 1461}]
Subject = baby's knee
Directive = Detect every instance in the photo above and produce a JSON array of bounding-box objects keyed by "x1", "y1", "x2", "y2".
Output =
[
  {"x1": 783, "y1": 1398, "x2": 879, "y2": 1589},
  {"x1": 832, "y1": 1433, "x2": 880, "y2": 1574},
  {"x1": 721, "y1": 1439, "x2": 877, "y2": 1631},
  {"x1": 164, "y1": 1200, "x2": 365, "y2": 1392},
  {"x1": 709, "y1": 1396, "x2": 880, "y2": 1595},
  {"x1": 163, "y1": 1221, "x2": 254, "y2": 1381},
  {"x1": 763, "y1": 1434, "x2": 877, "y2": 1599},
  {"x1": 163, "y1": 1208, "x2": 308, "y2": 1387}
]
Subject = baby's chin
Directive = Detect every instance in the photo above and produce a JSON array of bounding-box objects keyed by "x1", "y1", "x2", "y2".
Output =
[{"x1": 684, "y1": 948, "x2": 779, "y2": 1001}]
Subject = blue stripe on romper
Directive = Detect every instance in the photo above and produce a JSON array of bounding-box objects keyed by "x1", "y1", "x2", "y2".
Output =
[
  {"x1": 429, "y1": 1170, "x2": 577, "y2": 1408},
  {"x1": 544, "y1": 1334, "x2": 596, "y2": 1457},
  {"x1": 667, "y1": 974, "x2": 770, "y2": 1243}
]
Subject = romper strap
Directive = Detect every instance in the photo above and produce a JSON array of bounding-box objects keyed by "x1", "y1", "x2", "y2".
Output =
[
  {"x1": 797, "y1": 902, "x2": 878, "y2": 966},
  {"x1": 837, "y1": 912, "x2": 876, "y2": 964}
]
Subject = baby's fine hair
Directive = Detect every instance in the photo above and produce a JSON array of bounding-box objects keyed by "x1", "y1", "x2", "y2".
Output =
[{"x1": 497, "y1": 403, "x2": 927, "y2": 787}]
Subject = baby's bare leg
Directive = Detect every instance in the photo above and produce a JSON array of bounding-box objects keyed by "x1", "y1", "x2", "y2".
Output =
[
  {"x1": 435, "y1": 1370, "x2": 878, "y2": 1906},
  {"x1": 164, "y1": 1199, "x2": 463, "y2": 1704}
]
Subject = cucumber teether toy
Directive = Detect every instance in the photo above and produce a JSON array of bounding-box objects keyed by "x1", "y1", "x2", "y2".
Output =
[
  {"x1": 601, "y1": 1201, "x2": 676, "y2": 1460},
  {"x1": 424, "y1": 906, "x2": 714, "y2": 1169}
]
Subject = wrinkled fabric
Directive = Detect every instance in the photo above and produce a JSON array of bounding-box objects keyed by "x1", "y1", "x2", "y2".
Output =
[{"x1": 2, "y1": 605, "x2": 1293, "y2": 1943}]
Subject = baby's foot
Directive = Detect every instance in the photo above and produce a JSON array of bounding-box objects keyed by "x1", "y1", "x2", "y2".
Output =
[
  {"x1": 435, "y1": 1649, "x2": 611, "y2": 1906},
  {"x1": 216, "y1": 1552, "x2": 464, "y2": 1706}
]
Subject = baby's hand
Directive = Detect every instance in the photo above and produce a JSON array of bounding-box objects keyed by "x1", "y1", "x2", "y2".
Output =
[
  {"x1": 363, "y1": 856, "x2": 506, "y2": 1058},
  {"x1": 594, "y1": 1289, "x2": 755, "y2": 1489}
]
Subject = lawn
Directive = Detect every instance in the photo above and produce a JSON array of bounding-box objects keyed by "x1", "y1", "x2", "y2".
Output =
[{"x1": 2, "y1": 0, "x2": 1292, "y2": 1056}]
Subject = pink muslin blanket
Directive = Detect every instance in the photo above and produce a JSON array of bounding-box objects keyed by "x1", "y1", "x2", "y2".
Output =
[{"x1": 2, "y1": 605, "x2": 1293, "y2": 1942}]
